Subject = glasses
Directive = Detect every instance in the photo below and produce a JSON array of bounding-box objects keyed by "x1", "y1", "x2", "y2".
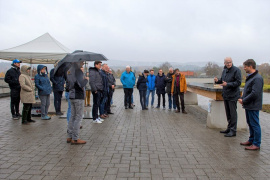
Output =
[{"x1": 225, "y1": 61, "x2": 232, "y2": 64}]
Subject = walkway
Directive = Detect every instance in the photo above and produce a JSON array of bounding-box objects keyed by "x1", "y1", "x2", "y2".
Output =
[{"x1": 0, "y1": 89, "x2": 270, "y2": 180}]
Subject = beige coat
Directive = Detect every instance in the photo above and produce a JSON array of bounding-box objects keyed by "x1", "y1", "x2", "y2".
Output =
[{"x1": 19, "y1": 65, "x2": 35, "y2": 104}]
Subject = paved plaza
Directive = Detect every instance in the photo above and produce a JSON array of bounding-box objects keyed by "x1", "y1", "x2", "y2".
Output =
[{"x1": 0, "y1": 89, "x2": 270, "y2": 180}]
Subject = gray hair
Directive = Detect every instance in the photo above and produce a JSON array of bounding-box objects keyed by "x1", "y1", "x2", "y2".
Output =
[
  {"x1": 126, "y1": 65, "x2": 130, "y2": 68},
  {"x1": 224, "y1": 57, "x2": 232, "y2": 62}
]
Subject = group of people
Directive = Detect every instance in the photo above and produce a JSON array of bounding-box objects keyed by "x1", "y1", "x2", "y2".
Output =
[
  {"x1": 4, "y1": 58, "x2": 265, "y2": 150},
  {"x1": 126, "y1": 66, "x2": 188, "y2": 114},
  {"x1": 214, "y1": 57, "x2": 264, "y2": 151}
]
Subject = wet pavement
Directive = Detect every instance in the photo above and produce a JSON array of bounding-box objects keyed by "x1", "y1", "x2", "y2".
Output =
[{"x1": 0, "y1": 89, "x2": 270, "y2": 180}]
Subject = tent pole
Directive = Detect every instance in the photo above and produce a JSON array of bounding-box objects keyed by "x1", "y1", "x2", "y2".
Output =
[{"x1": 30, "y1": 59, "x2": 33, "y2": 77}]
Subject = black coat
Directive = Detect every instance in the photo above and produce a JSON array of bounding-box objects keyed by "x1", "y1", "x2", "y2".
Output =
[
  {"x1": 242, "y1": 70, "x2": 264, "y2": 110},
  {"x1": 4, "y1": 65, "x2": 21, "y2": 90},
  {"x1": 155, "y1": 73, "x2": 166, "y2": 94},
  {"x1": 165, "y1": 72, "x2": 174, "y2": 94},
  {"x1": 50, "y1": 68, "x2": 65, "y2": 92},
  {"x1": 137, "y1": 73, "x2": 148, "y2": 91},
  {"x1": 216, "y1": 65, "x2": 241, "y2": 101},
  {"x1": 89, "y1": 67, "x2": 103, "y2": 93}
]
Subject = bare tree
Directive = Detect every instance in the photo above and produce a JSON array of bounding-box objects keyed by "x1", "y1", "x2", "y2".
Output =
[
  {"x1": 204, "y1": 62, "x2": 222, "y2": 77},
  {"x1": 159, "y1": 62, "x2": 172, "y2": 74}
]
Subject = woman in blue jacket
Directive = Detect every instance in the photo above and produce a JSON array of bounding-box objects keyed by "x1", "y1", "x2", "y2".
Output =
[
  {"x1": 35, "y1": 65, "x2": 52, "y2": 120},
  {"x1": 137, "y1": 70, "x2": 149, "y2": 110}
]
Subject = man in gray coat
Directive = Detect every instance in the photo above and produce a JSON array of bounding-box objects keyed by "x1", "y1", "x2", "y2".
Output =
[
  {"x1": 66, "y1": 61, "x2": 88, "y2": 145},
  {"x1": 214, "y1": 57, "x2": 242, "y2": 137},
  {"x1": 89, "y1": 61, "x2": 104, "y2": 124}
]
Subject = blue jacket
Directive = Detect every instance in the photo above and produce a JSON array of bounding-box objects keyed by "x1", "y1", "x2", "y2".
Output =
[
  {"x1": 35, "y1": 65, "x2": 52, "y2": 95},
  {"x1": 147, "y1": 74, "x2": 156, "y2": 90},
  {"x1": 242, "y1": 70, "x2": 264, "y2": 110},
  {"x1": 100, "y1": 69, "x2": 109, "y2": 94},
  {"x1": 120, "y1": 71, "x2": 135, "y2": 89},
  {"x1": 50, "y1": 68, "x2": 65, "y2": 92}
]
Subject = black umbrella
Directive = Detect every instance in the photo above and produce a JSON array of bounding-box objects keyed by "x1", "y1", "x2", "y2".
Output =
[{"x1": 54, "y1": 50, "x2": 108, "y2": 77}]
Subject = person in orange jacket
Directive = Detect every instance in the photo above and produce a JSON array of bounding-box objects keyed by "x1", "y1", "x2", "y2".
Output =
[{"x1": 171, "y1": 68, "x2": 187, "y2": 114}]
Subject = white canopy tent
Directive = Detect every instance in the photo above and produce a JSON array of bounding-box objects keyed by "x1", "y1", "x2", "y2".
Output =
[{"x1": 0, "y1": 33, "x2": 71, "y2": 64}]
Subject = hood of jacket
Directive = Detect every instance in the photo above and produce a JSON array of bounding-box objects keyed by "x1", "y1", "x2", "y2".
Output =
[
  {"x1": 157, "y1": 73, "x2": 165, "y2": 77},
  {"x1": 21, "y1": 65, "x2": 30, "y2": 75},
  {"x1": 37, "y1": 65, "x2": 48, "y2": 75}
]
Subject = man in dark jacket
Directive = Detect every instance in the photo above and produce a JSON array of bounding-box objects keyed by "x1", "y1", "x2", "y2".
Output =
[
  {"x1": 99, "y1": 64, "x2": 109, "y2": 119},
  {"x1": 4, "y1": 59, "x2": 22, "y2": 119},
  {"x1": 214, "y1": 57, "x2": 241, "y2": 137},
  {"x1": 89, "y1": 61, "x2": 103, "y2": 124},
  {"x1": 238, "y1": 59, "x2": 264, "y2": 151},
  {"x1": 155, "y1": 69, "x2": 166, "y2": 109},
  {"x1": 137, "y1": 70, "x2": 149, "y2": 110},
  {"x1": 66, "y1": 61, "x2": 88, "y2": 145},
  {"x1": 107, "y1": 68, "x2": 116, "y2": 114},
  {"x1": 50, "y1": 61, "x2": 65, "y2": 115},
  {"x1": 165, "y1": 68, "x2": 176, "y2": 110}
]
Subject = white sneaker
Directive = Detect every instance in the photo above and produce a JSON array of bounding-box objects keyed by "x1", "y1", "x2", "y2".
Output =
[
  {"x1": 98, "y1": 117, "x2": 104, "y2": 122},
  {"x1": 93, "y1": 119, "x2": 102, "y2": 124}
]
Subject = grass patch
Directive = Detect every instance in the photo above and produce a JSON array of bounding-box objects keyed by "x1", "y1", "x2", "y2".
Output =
[
  {"x1": 262, "y1": 104, "x2": 270, "y2": 113},
  {"x1": 240, "y1": 83, "x2": 270, "y2": 92}
]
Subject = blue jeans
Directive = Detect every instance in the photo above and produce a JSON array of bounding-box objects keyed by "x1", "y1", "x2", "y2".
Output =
[
  {"x1": 66, "y1": 92, "x2": 71, "y2": 124},
  {"x1": 146, "y1": 89, "x2": 155, "y2": 107},
  {"x1": 245, "y1": 110, "x2": 261, "y2": 147},
  {"x1": 168, "y1": 93, "x2": 176, "y2": 109}
]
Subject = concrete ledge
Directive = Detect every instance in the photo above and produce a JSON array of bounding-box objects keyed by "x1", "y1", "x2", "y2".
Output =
[{"x1": 206, "y1": 100, "x2": 247, "y2": 130}]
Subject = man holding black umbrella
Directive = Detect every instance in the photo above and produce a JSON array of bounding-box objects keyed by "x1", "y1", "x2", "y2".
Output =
[{"x1": 66, "y1": 61, "x2": 88, "y2": 145}]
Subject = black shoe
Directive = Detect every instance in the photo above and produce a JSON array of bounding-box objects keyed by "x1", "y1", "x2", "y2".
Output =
[
  {"x1": 182, "y1": 110, "x2": 187, "y2": 114},
  {"x1": 156, "y1": 106, "x2": 160, "y2": 108},
  {"x1": 129, "y1": 106, "x2": 133, "y2": 109},
  {"x1": 16, "y1": 113, "x2": 22, "y2": 117},
  {"x1": 27, "y1": 119, "x2": 36, "y2": 122},
  {"x1": 125, "y1": 106, "x2": 128, "y2": 109},
  {"x1": 22, "y1": 121, "x2": 29, "y2": 125},
  {"x1": 56, "y1": 112, "x2": 63, "y2": 115},
  {"x1": 224, "y1": 131, "x2": 236, "y2": 137},
  {"x1": 108, "y1": 112, "x2": 114, "y2": 114},
  {"x1": 220, "y1": 129, "x2": 230, "y2": 134},
  {"x1": 12, "y1": 115, "x2": 19, "y2": 120}
]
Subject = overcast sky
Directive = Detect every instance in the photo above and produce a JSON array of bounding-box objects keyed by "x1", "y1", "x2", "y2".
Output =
[{"x1": 0, "y1": 0, "x2": 270, "y2": 65}]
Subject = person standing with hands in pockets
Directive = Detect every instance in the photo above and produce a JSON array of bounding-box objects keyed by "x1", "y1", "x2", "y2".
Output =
[{"x1": 238, "y1": 59, "x2": 263, "y2": 151}]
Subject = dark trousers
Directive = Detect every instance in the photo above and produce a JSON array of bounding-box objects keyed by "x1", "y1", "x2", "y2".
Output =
[
  {"x1": 106, "y1": 90, "x2": 113, "y2": 113},
  {"x1": 245, "y1": 110, "x2": 261, "y2": 147},
  {"x1": 100, "y1": 91, "x2": 107, "y2": 115},
  {"x1": 157, "y1": 93, "x2": 165, "y2": 107},
  {"x1": 53, "y1": 91, "x2": 63, "y2": 113},
  {"x1": 22, "y1": 103, "x2": 32, "y2": 123},
  {"x1": 224, "y1": 100, "x2": 238, "y2": 133},
  {"x1": 174, "y1": 87, "x2": 185, "y2": 111},
  {"x1": 92, "y1": 91, "x2": 102, "y2": 120},
  {"x1": 10, "y1": 89, "x2": 20, "y2": 115},
  {"x1": 124, "y1": 88, "x2": 133, "y2": 107},
  {"x1": 139, "y1": 90, "x2": 147, "y2": 109}
]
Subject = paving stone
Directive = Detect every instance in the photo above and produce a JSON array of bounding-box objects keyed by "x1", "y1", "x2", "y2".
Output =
[{"x1": 0, "y1": 89, "x2": 269, "y2": 179}]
